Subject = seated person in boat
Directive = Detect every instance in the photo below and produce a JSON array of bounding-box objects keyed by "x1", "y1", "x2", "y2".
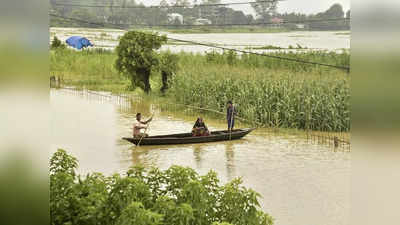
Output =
[
  {"x1": 192, "y1": 117, "x2": 210, "y2": 136},
  {"x1": 133, "y1": 113, "x2": 153, "y2": 138}
]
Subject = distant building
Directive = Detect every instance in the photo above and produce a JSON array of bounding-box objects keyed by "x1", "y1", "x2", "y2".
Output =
[
  {"x1": 270, "y1": 17, "x2": 284, "y2": 28},
  {"x1": 296, "y1": 24, "x2": 306, "y2": 29},
  {"x1": 167, "y1": 13, "x2": 184, "y2": 24},
  {"x1": 270, "y1": 17, "x2": 284, "y2": 24},
  {"x1": 194, "y1": 18, "x2": 212, "y2": 25}
]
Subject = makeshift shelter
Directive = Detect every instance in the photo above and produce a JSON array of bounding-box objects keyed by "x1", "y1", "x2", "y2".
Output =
[{"x1": 65, "y1": 36, "x2": 93, "y2": 50}]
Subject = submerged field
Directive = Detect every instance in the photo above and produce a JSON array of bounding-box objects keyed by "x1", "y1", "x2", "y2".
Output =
[{"x1": 50, "y1": 48, "x2": 350, "y2": 132}]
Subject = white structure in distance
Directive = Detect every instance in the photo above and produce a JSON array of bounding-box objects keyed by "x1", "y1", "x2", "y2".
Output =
[{"x1": 167, "y1": 13, "x2": 184, "y2": 24}]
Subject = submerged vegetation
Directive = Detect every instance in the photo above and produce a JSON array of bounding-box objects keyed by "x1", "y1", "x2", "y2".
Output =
[
  {"x1": 50, "y1": 46, "x2": 350, "y2": 132},
  {"x1": 50, "y1": 48, "x2": 127, "y2": 93},
  {"x1": 51, "y1": 149, "x2": 274, "y2": 225},
  {"x1": 245, "y1": 44, "x2": 309, "y2": 50}
]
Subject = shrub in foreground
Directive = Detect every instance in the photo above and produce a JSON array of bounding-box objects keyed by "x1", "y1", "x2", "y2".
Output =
[{"x1": 50, "y1": 149, "x2": 274, "y2": 225}]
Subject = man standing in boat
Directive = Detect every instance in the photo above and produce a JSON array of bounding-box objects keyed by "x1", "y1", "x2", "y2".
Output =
[
  {"x1": 133, "y1": 113, "x2": 153, "y2": 138},
  {"x1": 227, "y1": 100, "x2": 237, "y2": 131}
]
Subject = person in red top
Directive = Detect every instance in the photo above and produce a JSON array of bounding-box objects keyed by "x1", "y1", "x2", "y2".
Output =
[{"x1": 192, "y1": 117, "x2": 210, "y2": 136}]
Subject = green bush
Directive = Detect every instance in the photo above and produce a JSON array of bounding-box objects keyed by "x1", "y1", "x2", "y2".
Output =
[
  {"x1": 50, "y1": 149, "x2": 274, "y2": 225},
  {"x1": 51, "y1": 36, "x2": 66, "y2": 50}
]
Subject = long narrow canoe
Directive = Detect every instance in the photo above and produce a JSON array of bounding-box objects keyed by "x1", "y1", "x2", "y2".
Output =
[{"x1": 122, "y1": 128, "x2": 255, "y2": 146}]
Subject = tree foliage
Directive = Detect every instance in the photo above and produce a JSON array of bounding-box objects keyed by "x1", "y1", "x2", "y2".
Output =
[
  {"x1": 50, "y1": 149, "x2": 274, "y2": 225},
  {"x1": 250, "y1": 0, "x2": 278, "y2": 22},
  {"x1": 158, "y1": 51, "x2": 179, "y2": 93},
  {"x1": 115, "y1": 31, "x2": 167, "y2": 93},
  {"x1": 322, "y1": 3, "x2": 345, "y2": 18},
  {"x1": 50, "y1": 0, "x2": 349, "y2": 31}
]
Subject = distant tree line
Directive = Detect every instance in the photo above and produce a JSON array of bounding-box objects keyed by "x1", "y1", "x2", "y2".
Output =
[{"x1": 50, "y1": 0, "x2": 350, "y2": 30}]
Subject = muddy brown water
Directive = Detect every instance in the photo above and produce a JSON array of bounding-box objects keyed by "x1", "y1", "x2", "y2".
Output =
[{"x1": 51, "y1": 88, "x2": 350, "y2": 225}]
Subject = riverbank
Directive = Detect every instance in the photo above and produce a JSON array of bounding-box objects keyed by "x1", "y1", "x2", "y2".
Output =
[
  {"x1": 50, "y1": 26, "x2": 291, "y2": 34},
  {"x1": 160, "y1": 26, "x2": 290, "y2": 34},
  {"x1": 50, "y1": 48, "x2": 350, "y2": 132}
]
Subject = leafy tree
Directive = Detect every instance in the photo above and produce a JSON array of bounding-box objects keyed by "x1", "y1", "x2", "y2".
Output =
[
  {"x1": 232, "y1": 10, "x2": 249, "y2": 25},
  {"x1": 50, "y1": 149, "x2": 78, "y2": 225},
  {"x1": 152, "y1": 196, "x2": 194, "y2": 224},
  {"x1": 116, "y1": 202, "x2": 163, "y2": 225},
  {"x1": 158, "y1": 51, "x2": 179, "y2": 93},
  {"x1": 308, "y1": 3, "x2": 347, "y2": 30},
  {"x1": 50, "y1": 149, "x2": 274, "y2": 225},
  {"x1": 200, "y1": 0, "x2": 222, "y2": 23},
  {"x1": 115, "y1": 31, "x2": 167, "y2": 93},
  {"x1": 160, "y1": 0, "x2": 169, "y2": 7},
  {"x1": 251, "y1": 0, "x2": 278, "y2": 22},
  {"x1": 323, "y1": 3, "x2": 345, "y2": 18}
]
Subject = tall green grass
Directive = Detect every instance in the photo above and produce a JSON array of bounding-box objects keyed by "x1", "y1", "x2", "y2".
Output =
[
  {"x1": 50, "y1": 48, "x2": 130, "y2": 93},
  {"x1": 50, "y1": 48, "x2": 350, "y2": 131},
  {"x1": 199, "y1": 50, "x2": 350, "y2": 73},
  {"x1": 170, "y1": 51, "x2": 350, "y2": 132}
]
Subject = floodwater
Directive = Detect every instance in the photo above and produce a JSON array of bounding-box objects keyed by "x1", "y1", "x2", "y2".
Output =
[
  {"x1": 51, "y1": 88, "x2": 350, "y2": 225},
  {"x1": 50, "y1": 27, "x2": 350, "y2": 53}
]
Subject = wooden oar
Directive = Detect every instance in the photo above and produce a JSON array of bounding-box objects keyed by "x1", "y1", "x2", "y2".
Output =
[{"x1": 229, "y1": 105, "x2": 234, "y2": 140}]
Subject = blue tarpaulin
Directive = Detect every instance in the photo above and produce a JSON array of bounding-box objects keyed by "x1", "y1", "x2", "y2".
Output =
[{"x1": 65, "y1": 36, "x2": 93, "y2": 49}]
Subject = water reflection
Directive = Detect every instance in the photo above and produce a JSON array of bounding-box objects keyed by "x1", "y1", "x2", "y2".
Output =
[
  {"x1": 224, "y1": 142, "x2": 236, "y2": 180},
  {"x1": 193, "y1": 144, "x2": 202, "y2": 169}
]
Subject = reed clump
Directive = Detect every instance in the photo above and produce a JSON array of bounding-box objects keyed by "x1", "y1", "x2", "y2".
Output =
[{"x1": 170, "y1": 51, "x2": 350, "y2": 132}]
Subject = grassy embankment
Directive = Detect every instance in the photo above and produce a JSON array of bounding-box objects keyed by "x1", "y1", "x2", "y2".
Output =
[{"x1": 50, "y1": 48, "x2": 350, "y2": 132}]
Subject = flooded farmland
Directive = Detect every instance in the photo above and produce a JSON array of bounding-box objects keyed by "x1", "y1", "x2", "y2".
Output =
[
  {"x1": 51, "y1": 88, "x2": 350, "y2": 225},
  {"x1": 50, "y1": 27, "x2": 350, "y2": 53}
]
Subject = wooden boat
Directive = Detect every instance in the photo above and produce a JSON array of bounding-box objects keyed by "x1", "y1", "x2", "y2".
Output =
[{"x1": 122, "y1": 128, "x2": 255, "y2": 146}]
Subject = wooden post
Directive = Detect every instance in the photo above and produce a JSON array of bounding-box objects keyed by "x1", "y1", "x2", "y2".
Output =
[{"x1": 334, "y1": 136, "x2": 339, "y2": 148}]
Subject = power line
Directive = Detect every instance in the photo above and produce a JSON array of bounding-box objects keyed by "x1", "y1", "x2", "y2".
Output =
[
  {"x1": 49, "y1": 14, "x2": 350, "y2": 72},
  {"x1": 52, "y1": 0, "x2": 283, "y2": 9}
]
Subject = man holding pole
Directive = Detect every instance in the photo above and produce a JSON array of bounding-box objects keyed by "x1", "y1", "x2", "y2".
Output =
[
  {"x1": 133, "y1": 113, "x2": 153, "y2": 138},
  {"x1": 226, "y1": 100, "x2": 237, "y2": 131}
]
